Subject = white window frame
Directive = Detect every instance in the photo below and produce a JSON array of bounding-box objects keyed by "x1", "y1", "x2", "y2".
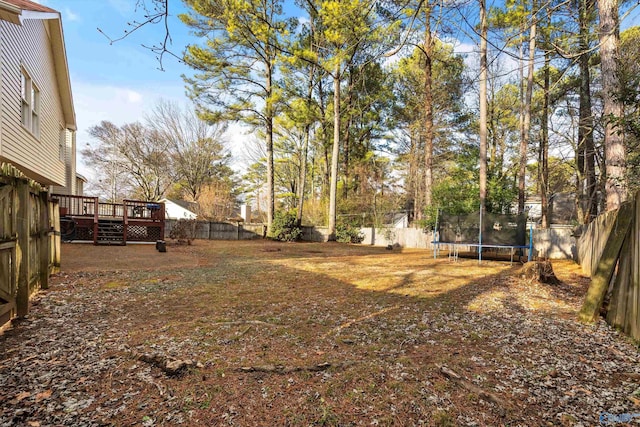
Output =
[
  {"x1": 21, "y1": 71, "x2": 29, "y2": 127},
  {"x1": 20, "y1": 68, "x2": 40, "y2": 138},
  {"x1": 31, "y1": 83, "x2": 40, "y2": 137}
]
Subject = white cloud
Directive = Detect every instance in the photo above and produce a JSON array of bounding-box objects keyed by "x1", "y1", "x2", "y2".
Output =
[
  {"x1": 64, "y1": 7, "x2": 79, "y2": 22},
  {"x1": 107, "y1": 0, "x2": 132, "y2": 17},
  {"x1": 73, "y1": 83, "x2": 147, "y2": 129},
  {"x1": 125, "y1": 90, "x2": 142, "y2": 104},
  {"x1": 454, "y1": 41, "x2": 478, "y2": 71}
]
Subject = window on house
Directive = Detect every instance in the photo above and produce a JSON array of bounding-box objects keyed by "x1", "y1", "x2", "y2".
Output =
[
  {"x1": 21, "y1": 72, "x2": 29, "y2": 127},
  {"x1": 31, "y1": 84, "x2": 40, "y2": 137},
  {"x1": 20, "y1": 69, "x2": 40, "y2": 138}
]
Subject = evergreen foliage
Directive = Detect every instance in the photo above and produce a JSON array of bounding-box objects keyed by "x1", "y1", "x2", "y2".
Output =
[
  {"x1": 336, "y1": 219, "x2": 365, "y2": 244},
  {"x1": 101, "y1": 0, "x2": 640, "y2": 225},
  {"x1": 268, "y1": 210, "x2": 302, "y2": 242}
]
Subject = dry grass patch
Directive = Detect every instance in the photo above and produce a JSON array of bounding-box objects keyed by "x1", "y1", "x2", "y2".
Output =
[{"x1": 2, "y1": 240, "x2": 637, "y2": 427}]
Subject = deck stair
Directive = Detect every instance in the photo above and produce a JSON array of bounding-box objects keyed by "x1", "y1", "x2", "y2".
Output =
[{"x1": 96, "y1": 219, "x2": 125, "y2": 245}]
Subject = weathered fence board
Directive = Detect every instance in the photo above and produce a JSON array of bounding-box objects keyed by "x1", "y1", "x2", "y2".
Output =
[
  {"x1": 533, "y1": 227, "x2": 576, "y2": 259},
  {"x1": 577, "y1": 209, "x2": 618, "y2": 276},
  {"x1": 0, "y1": 180, "x2": 16, "y2": 326},
  {"x1": 0, "y1": 169, "x2": 54, "y2": 327},
  {"x1": 166, "y1": 220, "x2": 576, "y2": 258},
  {"x1": 606, "y1": 194, "x2": 640, "y2": 338},
  {"x1": 165, "y1": 219, "x2": 264, "y2": 241},
  {"x1": 578, "y1": 190, "x2": 640, "y2": 342},
  {"x1": 579, "y1": 201, "x2": 633, "y2": 323}
]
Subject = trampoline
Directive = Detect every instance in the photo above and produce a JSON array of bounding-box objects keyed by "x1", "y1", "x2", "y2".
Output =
[{"x1": 432, "y1": 210, "x2": 532, "y2": 264}]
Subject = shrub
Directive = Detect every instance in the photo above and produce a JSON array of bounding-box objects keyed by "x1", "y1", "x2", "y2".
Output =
[
  {"x1": 336, "y1": 219, "x2": 364, "y2": 244},
  {"x1": 169, "y1": 219, "x2": 198, "y2": 244},
  {"x1": 268, "y1": 210, "x2": 302, "y2": 242}
]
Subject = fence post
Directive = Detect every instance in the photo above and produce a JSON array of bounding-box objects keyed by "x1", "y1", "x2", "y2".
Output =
[
  {"x1": 51, "y1": 199, "x2": 61, "y2": 273},
  {"x1": 93, "y1": 197, "x2": 99, "y2": 245},
  {"x1": 15, "y1": 180, "x2": 30, "y2": 317},
  {"x1": 122, "y1": 200, "x2": 129, "y2": 244},
  {"x1": 39, "y1": 191, "x2": 49, "y2": 290}
]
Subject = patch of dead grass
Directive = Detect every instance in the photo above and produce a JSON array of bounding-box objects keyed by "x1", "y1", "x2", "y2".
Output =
[{"x1": 37, "y1": 240, "x2": 603, "y2": 426}]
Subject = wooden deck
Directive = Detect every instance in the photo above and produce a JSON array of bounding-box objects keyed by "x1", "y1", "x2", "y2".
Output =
[{"x1": 51, "y1": 194, "x2": 165, "y2": 245}]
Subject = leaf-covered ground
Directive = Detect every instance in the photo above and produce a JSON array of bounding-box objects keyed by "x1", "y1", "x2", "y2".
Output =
[{"x1": 1, "y1": 240, "x2": 639, "y2": 426}]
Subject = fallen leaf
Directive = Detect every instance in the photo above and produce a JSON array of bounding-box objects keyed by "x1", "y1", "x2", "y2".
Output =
[
  {"x1": 35, "y1": 390, "x2": 52, "y2": 403},
  {"x1": 15, "y1": 391, "x2": 31, "y2": 402}
]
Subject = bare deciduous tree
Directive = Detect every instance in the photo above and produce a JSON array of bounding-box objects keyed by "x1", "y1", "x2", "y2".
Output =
[
  {"x1": 149, "y1": 100, "x2": 230, "y2": 202},
  {"x1": 83, "y1": 121, "x2": 173, "y2": 201}
]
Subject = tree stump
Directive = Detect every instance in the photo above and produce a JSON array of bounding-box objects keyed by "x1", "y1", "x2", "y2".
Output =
[{"x1": 521, "y1": 260, "x2": 560, "y2": 285}]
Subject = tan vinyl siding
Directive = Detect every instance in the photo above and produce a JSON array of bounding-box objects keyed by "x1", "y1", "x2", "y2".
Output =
[
  {"x1": 0, "y1": 18, "x2": 65, "y2": 186},
  {"x1": 50, "y1": 128, "x2": 76, "y2": 195}
]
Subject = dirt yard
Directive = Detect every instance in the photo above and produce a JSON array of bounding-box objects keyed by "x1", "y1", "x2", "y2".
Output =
[{"x1": 1, "y1": 240, "x2": 639, "y2": 426}]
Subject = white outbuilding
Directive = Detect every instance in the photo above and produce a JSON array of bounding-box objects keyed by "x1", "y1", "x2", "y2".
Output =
[{"x1": 159, "y1": 198, "x2": 198, "y2": 220}]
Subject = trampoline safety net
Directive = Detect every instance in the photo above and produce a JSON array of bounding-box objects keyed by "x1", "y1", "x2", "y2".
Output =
[{"x1": 437, "y1": 211, "x2": 527, "y2": 246}]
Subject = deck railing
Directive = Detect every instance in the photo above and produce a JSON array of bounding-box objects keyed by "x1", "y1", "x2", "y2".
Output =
[
  {"x1": 123, "y1": 199, "x2": 165, "y2": 221},
  {"x1": 54, "y1": 194, "x2": 97, "y2": 217},
  {"x1": 51, "y1": 194, "x2": 165, "y2": 244},
  {"x1": 98, "y1": 202, "x2": 125, "y2": 218}
]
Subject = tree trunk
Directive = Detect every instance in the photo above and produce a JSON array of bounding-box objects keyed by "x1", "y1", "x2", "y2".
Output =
[
  {"x1": 540, "y1": 50, "x2": 550, "y2": 229},
  {"x1": 317, "y1": 77, "x2": 330, "y2": 201},
  {"x1": 519, "y1": 6, "x2": 537, "y2": 215},
  {"x1": 296, "y1": 125, "x2": 309, "y2": 226},
  {"x1": 343, "y1": 118, "x2": 351, "y2": 198},
  {"x1": 412, "y1": 128, "x2": 423, "y2": 222},
  {"x1": 328, "y1": 66, "x2": 341, "y2": 240},
  {"x1": 342, "y1": 70, "x2": 355, "y2": 199},
  {"x1": 518, "y1": 27, "x2": 525, "y2": 210},
  {"x1": 598, "y1": 0, "x2": 627, "y2": 211},
  {"x1": 266, "y1": 63, "x2": 275, "y2": 233},
  {"x1": 297, "y1": 65, "x2": 315, "y2": 227},
  {"x1": 577, "y1": 0, "x2": 597, "y2": 223},
  {"x1": 411, "y1": 129, "x2": 420, "y2": 222},
  {"x1": 479, "y1": 0, "x2": 488, "y2": 218},
  {"x1": 423, "y1": 6, "x2": 434, "y2": 210},
  {"x1": 488, "y1": 73, "x2": 496, "y2": 171},
  {"x1": 297, "y1": 22, "x2": 317, "y2": 227}
]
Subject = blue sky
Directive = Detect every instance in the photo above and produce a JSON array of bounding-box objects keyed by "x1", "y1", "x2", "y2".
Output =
[
  {"x1": 34, "y1": 0, "x2": 212, "y2": 177},
  {"x1": 34, "y1": 0, "x2": 640, "y2": 180},
  {"x1": 35, "y1": 0, "x2": 309, "y2": 178}
]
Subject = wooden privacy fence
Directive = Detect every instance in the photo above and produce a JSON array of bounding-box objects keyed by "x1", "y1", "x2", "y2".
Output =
[
  {"x1": 164, "y1": 220, "x2": 333, "y2": 242},
  {"x1": 0, "y1": 169, "x2": 58, "y2": 327},
  {"x1": 165, "y1": 219, "x2": 263, "y2": 240},
  {"x1": 579, "y1": 190, "x2": 640, "y2": 339},
  {"x1": 576, "y1": 209, "x2": 620, "y2": 277}
]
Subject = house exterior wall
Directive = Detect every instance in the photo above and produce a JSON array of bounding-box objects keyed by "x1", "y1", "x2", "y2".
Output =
[
  {"x1": 0, "y1": 17, "x2": 66, "y2": 186},
  {"x1": 49, "y1": 129, "x2": 77, "y2": 194},
  {"x1": 74, "y1": 174, "x2": 84, "y2": 196},
  {"x1": 163, "y1": 201, "x2": 197, "y2": 220}
]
